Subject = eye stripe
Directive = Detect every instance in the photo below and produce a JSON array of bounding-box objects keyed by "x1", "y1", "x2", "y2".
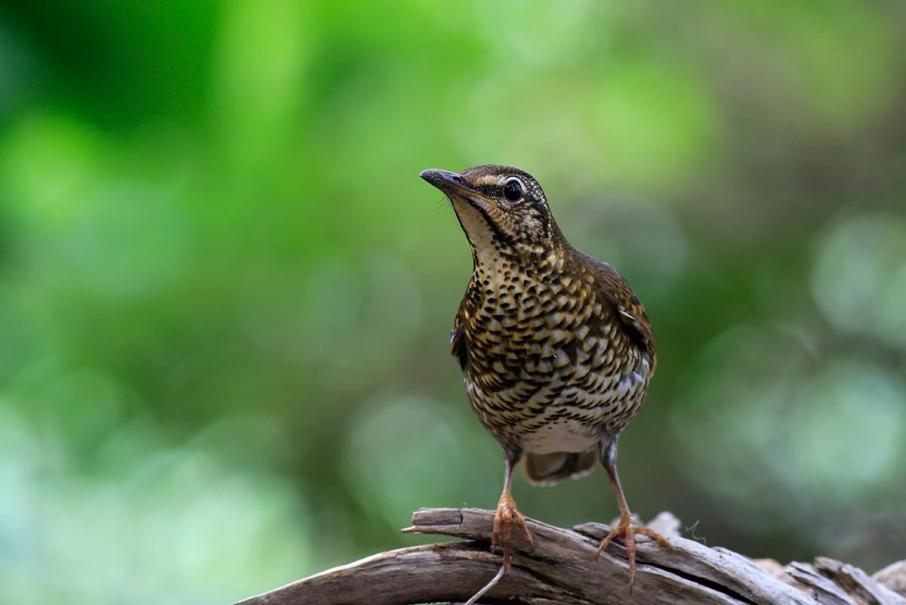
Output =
[{"x1": 474, "y1": 175, "x2": 500, "y2": 187}]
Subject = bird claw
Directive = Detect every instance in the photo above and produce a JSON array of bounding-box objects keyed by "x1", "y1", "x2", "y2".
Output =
[
  {"x1": 491, "y1": 494, "x2": 533, "y2": 570},
  {"x1": 595, "y1": 514, "x2": 671, "y2": 591}
]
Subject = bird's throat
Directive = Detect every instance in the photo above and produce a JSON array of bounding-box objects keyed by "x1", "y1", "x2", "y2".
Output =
[{"x1": 451, "y1": 197, "x2": 508, "y2": 266}]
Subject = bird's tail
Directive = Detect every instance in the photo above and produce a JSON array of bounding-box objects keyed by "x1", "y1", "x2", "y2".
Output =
[{"x1": 523, "y1": 449, "x2": 597, "y2": 486}]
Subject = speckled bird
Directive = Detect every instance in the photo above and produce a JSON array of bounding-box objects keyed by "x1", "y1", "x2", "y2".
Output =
[{"x1": 421, "y1": 165, "x2": 670, "y2": 587}]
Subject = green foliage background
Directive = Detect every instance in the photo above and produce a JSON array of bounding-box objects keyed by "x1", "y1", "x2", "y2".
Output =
[{"x1": 1, "y1": 1, "x2": 905, "y2": 602}]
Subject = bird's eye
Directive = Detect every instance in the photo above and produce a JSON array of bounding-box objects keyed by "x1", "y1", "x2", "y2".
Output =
[{"x1": 503, "y1": 178, "x2": 524, "y2": 202}]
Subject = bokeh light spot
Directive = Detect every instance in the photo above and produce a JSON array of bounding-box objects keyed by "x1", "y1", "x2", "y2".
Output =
[{"x1": 812, "y1": 214, "x2": 906, "y2": 348}]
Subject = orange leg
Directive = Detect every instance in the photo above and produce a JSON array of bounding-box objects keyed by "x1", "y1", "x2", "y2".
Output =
[
  {"x1": 596, "y1": 461, "x2": 671, "y2": 591},
  {"x1": 491, "y1": 457, "x2": 534, "y2": 571}
]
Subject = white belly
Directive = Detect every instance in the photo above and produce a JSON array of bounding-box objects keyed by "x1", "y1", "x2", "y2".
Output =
[{"x1": 522, "y1": 416, "x2": 598, "y2": 454}]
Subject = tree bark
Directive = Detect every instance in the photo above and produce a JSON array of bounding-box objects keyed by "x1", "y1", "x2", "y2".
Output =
[{"x1": 236, "y1": 508, "x2": 906, "y2": 605}]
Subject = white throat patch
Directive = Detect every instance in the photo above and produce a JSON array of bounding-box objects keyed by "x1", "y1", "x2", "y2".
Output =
[{"x1": 451, "y1": 197, "x2": 503, "y2": 266}]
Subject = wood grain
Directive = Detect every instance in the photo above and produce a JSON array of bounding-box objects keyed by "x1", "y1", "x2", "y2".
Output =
[{"x1": 236, "y1": 508, "x2": 906, "y2": 605}]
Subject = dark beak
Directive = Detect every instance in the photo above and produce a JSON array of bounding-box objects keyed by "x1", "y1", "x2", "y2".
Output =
[{"x1": 419, "y1": 169, "x2": 475, "y2": 196}]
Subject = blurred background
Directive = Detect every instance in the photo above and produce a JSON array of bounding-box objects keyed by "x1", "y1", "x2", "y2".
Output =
[{"x1": 1, "y1": 1, "x2": 905, "y2": 602}]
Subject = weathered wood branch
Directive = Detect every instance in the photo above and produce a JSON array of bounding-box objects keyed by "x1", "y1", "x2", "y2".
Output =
[{"x1": 237, "y1": 508, "x2": 906, "y2": 605}]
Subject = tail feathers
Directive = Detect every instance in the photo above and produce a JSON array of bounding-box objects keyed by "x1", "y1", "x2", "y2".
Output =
[{"x1": 523, "y1": 449, "x2": 597, "y2": 486}]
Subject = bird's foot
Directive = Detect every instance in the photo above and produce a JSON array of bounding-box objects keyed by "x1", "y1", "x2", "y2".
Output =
[
  {"x1": 595, "y1": 513, "x2": 671, "y2": 591},
  {"x1": 491, "y1": 492, "x2": 534, "y2": 571}
]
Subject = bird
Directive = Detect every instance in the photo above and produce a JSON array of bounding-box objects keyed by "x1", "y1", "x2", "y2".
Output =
[{"x1": 420, "y1": 164, "x2": 670, "y2": 589}]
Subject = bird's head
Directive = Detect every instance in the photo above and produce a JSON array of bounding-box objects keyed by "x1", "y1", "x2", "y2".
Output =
[{"x1": 420, "y1": 165, "x2": 563, "y2": 265}]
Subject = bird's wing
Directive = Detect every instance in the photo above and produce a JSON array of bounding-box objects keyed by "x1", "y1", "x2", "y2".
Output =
[
  {"x1": 583, "y1": 254, "x2": 656, "y2": 371},
  {"x1": 450, "y1": 311, "x2": 468, "y2": 370}
]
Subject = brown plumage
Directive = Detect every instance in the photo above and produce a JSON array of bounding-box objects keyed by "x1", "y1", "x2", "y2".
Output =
[{"x1": 421, "y1": 165, "x2": 670, "y2": 590}]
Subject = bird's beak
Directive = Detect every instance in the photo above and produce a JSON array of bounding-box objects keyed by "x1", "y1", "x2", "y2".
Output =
[
  {"x1": 419, "y1": 169, "x2": 478, "y2": 197},
  {"x1": 421, "y1": 168, "x2": 500, "y2": 245}
]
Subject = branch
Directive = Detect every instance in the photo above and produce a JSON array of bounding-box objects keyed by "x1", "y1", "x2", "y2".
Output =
[{"x1": 236, "y1": 508, "x2": 906, "y2": 605}]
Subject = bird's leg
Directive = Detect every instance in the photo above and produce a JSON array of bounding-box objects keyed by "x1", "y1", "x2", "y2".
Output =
[
  {"x1": 491, "y1": 455, "x2": 533, "y2": 571},
  {"x1": 596, "y1": 448, "x2": 671, "y2": 591},
  {"x1": 462, "y1": 456, "x2": 535, "y2": 605}
]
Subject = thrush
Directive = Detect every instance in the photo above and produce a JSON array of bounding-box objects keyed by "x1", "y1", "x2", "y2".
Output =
[{"x1": 421, "y1": 165, "x2": 670, "y2": 589}]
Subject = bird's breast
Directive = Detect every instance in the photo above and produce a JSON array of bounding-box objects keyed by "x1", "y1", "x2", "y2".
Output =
[{"x1": 458, "y1": 267, "x2": 650, "y2": 443}]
